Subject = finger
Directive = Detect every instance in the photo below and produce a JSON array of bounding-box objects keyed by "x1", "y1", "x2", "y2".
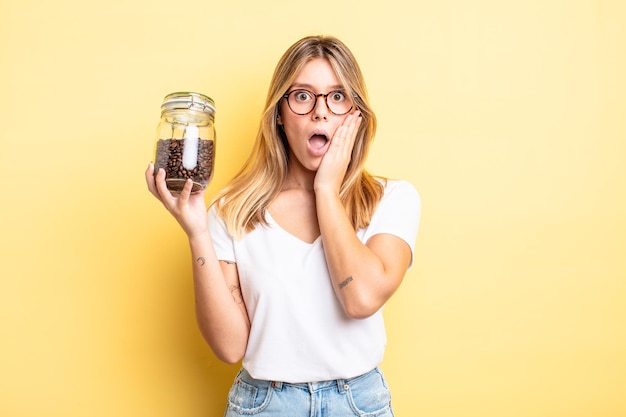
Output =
[
  {"x1": 178, "y1": 178, "x2": 194, "y2": 206},
  {"x1": 154, "y1": 168, "x2": 176, "y2": 207},
  {"x1": 350, "y1": 114, "x2": 363, "y2": 144},
  {"x1": 344, "y1": 112, "x2": 362, "y2": 145},
  {"x1": 342, "y1": 111, "x2": 361, "y2": 137},
  {"x1": 346, "y1": 110, "x2": 362, "y2": 135},
  {"x1": 333, "y1": 112, "x2": 361, "y2": 153},
  {"x1": 145, "y1": 163, "x2": 161, "y2": 200},
  {"x1": 331, "y1": 116, "x2": 352, "y2": 144}
]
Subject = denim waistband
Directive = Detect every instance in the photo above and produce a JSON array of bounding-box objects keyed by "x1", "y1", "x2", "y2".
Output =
[{"x1": 269, "y1": 367, "x2": 379, "y2": 394}]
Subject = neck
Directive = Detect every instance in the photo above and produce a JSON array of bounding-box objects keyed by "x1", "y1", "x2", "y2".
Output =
[{"x1": 283, "y1": 166, "x2": 316, "y2": 191}]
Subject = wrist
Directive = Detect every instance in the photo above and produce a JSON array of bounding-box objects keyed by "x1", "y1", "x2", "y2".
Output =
[
  {"x1": 314, "y1": 183, "x2": 340, "y2": 199},
  {"x1": 315, "y1": 188, "x2": 345, "y2": 216},
  {"x1": 187, "y1": 228, "x2": 211, "y2": 244}
]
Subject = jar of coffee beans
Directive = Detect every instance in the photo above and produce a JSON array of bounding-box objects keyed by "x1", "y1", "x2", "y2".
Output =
[{"x1": 154, "y1": 92, "x2": 216, "y2": 193}]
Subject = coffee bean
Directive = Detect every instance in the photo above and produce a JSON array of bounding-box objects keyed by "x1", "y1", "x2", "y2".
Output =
[{"x1": 154, "y1": 138, "x2": 215, "y2": 192}]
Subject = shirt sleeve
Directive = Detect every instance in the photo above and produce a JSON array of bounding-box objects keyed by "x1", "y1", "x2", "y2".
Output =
[
  {"x1": 361, "y1": 180, "x2": 422, "y2": 267},
  {"x1": 207, "y1": 205, "x2": 236, "y2": 263}
]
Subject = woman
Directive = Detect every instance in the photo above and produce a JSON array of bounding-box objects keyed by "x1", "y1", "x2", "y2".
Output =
[{"x1": 146, "y1": 35, "x2": 420, "y2": 417}]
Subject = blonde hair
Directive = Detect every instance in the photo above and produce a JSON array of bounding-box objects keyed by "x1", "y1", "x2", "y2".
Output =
[{"x1": 213, "y1": 35, "x2": 385, "y2": 237}]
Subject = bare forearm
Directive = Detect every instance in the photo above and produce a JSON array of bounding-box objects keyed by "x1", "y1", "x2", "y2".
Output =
[
  {"x1": 316, "y1": 191, "x2": 389, "y2": 319},
  {"x1": 188, "y1": 232, "x2": 249, "y2": 363},
  {"x1": 145, "y1": 165, "x2": 249, "y2": 361}
]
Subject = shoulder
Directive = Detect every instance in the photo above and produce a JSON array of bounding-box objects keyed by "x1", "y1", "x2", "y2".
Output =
[
  {"x1": 363, "y1": 178, "x2": 421, "y2": 261},
  {"x1": 378, "y1": 178, "x2": 421, "y2": 207},
  {"x1": 367, "y1": 178, "x2": 421, "y2": 226}
]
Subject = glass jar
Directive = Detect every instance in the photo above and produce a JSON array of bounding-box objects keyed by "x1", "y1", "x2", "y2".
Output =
[{"x1": 154, "y1": 92, "x2": 216, "y2": 193}]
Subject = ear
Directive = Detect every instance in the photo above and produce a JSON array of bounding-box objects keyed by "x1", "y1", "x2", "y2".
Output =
[{"x1": 276, "y1": 114, "x2": 283, "y2": 126}]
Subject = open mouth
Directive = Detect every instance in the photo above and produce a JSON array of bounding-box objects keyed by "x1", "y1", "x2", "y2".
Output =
[
  {"x1": 308, "y1": 128, "x2": 332, "y2": 155},
  {"x1": 309, "y1": 133, "x2": 329, "y2": 151}
]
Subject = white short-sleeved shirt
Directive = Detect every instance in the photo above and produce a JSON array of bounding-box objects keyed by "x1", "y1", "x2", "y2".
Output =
[{"x1": 208, "y1": 179, "x2": 421, "y2": 383}]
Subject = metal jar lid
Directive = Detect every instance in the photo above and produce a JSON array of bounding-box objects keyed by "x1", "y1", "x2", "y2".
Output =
[{"x1": 161, "y1": 92, "x2": 216, "y2": 115}]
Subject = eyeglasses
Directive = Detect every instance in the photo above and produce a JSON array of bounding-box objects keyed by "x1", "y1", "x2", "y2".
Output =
[{"x1": 282, "y1": 89, "x2": 354, "y2": 116}]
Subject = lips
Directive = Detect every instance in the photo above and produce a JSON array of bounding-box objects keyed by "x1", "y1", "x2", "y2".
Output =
[{"x1": 307, "y1": 131, "x2": 330, "y2": 156}]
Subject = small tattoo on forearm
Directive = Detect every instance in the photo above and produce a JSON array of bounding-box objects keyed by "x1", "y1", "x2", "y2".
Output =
[
  {"x1": 339, "y1": 276, "x2": 354, "y2": 290},
  {"x1": 230, "y1": 285, "x2": 244, "y2": 304},
  {"x1": 196, "y1": 257, "x2": 206, "y2": 266},
  {"x1": 222, "y1": 260, "x2": 235, "y2": 265}
]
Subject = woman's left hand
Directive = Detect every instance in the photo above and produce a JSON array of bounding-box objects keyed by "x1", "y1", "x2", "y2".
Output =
[{"x1": 314, "y1": 110, "x2": 362, "y2": 195}]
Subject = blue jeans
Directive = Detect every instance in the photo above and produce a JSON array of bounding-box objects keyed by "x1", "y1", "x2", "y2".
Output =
[{"x1": 223, "y1": 367, "x2": 394, "y2": 417}]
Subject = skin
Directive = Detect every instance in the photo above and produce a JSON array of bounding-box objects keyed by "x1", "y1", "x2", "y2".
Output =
[{"x1": 145, "y1": 57, "x2": 412, "y2": 364}]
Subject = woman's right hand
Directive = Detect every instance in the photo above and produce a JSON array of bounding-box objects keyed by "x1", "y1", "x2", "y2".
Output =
[{"x1": 145, "y1": 163, "x2": 210, "y2": 239}]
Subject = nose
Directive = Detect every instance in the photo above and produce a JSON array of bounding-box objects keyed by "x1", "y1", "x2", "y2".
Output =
[{"x1": 311, "y1": 94, "x2": 330, "y2": 120}]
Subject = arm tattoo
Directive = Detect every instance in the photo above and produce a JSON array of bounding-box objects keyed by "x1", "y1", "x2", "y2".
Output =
[
  {"x1": 196, "y1": 257, "x2": 205, "y2": 266},
  {"x1": 229, "y1": 285, "x2": 244, "y2": 304},
  {"x1": 338, "y1": 276, "x2": 354, "y2": 290}
]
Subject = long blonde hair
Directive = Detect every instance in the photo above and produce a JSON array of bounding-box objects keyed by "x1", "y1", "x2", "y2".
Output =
[{"x1": 213, "y1": 35, "x2": 384, "y2": 237}]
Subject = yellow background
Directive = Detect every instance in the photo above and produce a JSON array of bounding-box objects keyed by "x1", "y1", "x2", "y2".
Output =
[{"x1": 1, "y1": 0, "x2": 625, "y2": 416}]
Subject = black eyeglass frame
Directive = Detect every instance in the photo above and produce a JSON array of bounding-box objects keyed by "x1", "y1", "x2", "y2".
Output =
[{"x1": 282, "y1": 89, "x2": 354, "y2": 116}]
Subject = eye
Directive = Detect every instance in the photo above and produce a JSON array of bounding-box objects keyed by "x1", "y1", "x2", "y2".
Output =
[
  {"x1": 293, "y1": 90, "x2": 313, "y2": 103},
  {"x1": 329, "y1": 90, "x2": 346, "y2": 103}
]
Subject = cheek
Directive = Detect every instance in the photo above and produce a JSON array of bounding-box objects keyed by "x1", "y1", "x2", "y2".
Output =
[
  {"x1": 282, "y1": 126, "x2": 299, "y2": 149},
  {"x1": 281, "y1": 116, "x2": 304, "y2": 139},
  {"x1": 278, "y1": 107, "x2": 294, "y2": 129}
]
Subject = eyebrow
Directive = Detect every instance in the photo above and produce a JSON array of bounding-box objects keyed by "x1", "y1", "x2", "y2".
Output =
[{"x1": 289, "y1": 83, "x2": 345, "y2": 91}]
